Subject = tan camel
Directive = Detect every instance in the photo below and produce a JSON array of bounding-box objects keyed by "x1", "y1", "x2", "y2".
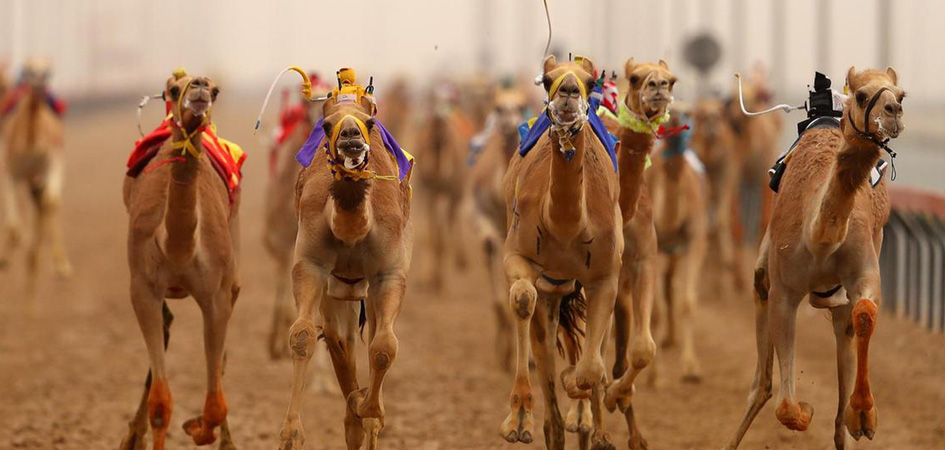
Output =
[
  {"x1": 0, "y1": 60, "x2": 72, "y2": 294},
  {"x1": 691, "y1": 98, "x2": 739, "y2": 300},
  {"x1": 726, "y1": 69, "x2": 782, "y2": 284},
  {"x1": 597, "y1": 58, "x2": 673, "y2": 449},
  {"x1": 120, "y1": 70, "x2": 240, "y2": 450},
  {"x1": 500, "y1": 55, "x2": 620, "y2": 450},
  {"x1": 724, "y1": 67, "x2": 905, "y2": 450},
  {"x1": 413, "y1": 81, "x2": 473, "y2": 290},
  {"x1": 465, "y1": 85, "x2": 529, "y2": 372},
  {"x1": 262, "y1": 75, "x2": 339, "y2": 394},
  {"x1": 277, "y1": 69, "x2": 413, "y2": 450},
  {"x1": 645, "y1": 113, "x2": 708, "y2": 384}
]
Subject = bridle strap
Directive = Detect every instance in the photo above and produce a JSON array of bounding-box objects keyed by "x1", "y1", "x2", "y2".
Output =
[{"x1": 848, "y1": 86, "x2": 890, "y2": 141}]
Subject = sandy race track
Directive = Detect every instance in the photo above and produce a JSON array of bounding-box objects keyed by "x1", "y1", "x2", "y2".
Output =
[{"x1": 2, "y1": 101, "x2": 945, "y2": 450}]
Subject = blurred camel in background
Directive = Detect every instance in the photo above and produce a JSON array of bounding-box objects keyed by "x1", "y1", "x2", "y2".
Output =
[{"x1": 0, "y1": 59, "x2": 72, "y2": 296}]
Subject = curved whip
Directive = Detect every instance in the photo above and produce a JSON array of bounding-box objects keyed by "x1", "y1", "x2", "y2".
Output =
[
  {"x1": 534, "y1": 0, "x2": 553, "y2": 85},
  {"x1": 136, "y1": 93, "x2": 164, "y2": 137},
  {"x1": 734, "y1": 72, "x2": 804, "y2": 116},
  {"x1": 253, "y1": 66, "x2": 314, "y2": 135}
]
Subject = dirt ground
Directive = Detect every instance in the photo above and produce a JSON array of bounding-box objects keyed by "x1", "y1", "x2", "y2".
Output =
[{"x1": 2, "y1": 101, "x2": 945, "y2": 450}]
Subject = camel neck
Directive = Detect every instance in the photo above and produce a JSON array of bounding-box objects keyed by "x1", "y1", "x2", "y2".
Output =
[
  {"x1": 164, "y1": 126, "x2": 203, "y2": 264},
  {"x1": 616, "y1": 126, "x2": 655, "y2": 223},
  {"x1": 543, "y1": 124, "x2": 587, "y2": 238},
  {"x1": 812, "y1": 135, "x2": 882, "y2": 246},
  {"x1": 329, "y1": 179, "x2": 373, "y2": 244}
]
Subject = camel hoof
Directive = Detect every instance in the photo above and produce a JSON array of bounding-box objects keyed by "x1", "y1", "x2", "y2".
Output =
[
  {"x1": 118, "y1": 427, "x2": 148, "y2": 450},
  {"x1": 278, "y1": 418, "x2": 305, "y2": 450},
  {"x1": 183, "y1": 416, "x2": 217, "y2": 446},
  {"x1": 500, "y1": 404, "x2": 534, "y2": 444},
  {"x1": 845, "y1": 403, "x2": 877, "y2": 441},
  {"x1": 776, "y1": 400, "x2": 813, "y2": 431}
]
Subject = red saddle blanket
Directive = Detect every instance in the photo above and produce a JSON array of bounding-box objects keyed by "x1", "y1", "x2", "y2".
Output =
[{"x1": 126, "y1": 116, "x2": 246, "y2": 199}]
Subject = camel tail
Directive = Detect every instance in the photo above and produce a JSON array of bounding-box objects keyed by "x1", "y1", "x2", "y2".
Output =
[{"x1": 556, "y1": 282, "x2": 587, "y2": 358}]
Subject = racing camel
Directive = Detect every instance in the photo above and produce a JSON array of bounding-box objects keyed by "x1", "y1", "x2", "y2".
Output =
[
  {"x1": 262, "y1": 73, "x2": 338, "y2": 394},
  {"x1": 724, "y1": 67, "x2": 905, "y2": 450},
  {"x1": 645, "y1": 113, "x2": 708, "y2": 384},
  {"x1": 500, "y1": 55, "x2": 621, "y2": 450},
  {"x1": 465, "y1": 85, "x2": 529, "y2": 372},
  {"x1": 120, "y1": 69, "x2": 243, "y2": 450},
  {"x1": 0, "y1": 60, "x2": 72, "y2": 293},
  {"x1": 277, "y1": 68, "x2": 414, "y2": 450},
  {"x1": 597, "y1": 58, "x2": 675, "y2": 449},
  {"x1": 691, "y1": 98, "x2": 739, "y2": 300}
]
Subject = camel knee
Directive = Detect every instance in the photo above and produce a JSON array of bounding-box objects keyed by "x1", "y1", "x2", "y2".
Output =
[
  {"x1": 509, "y1": 280, "x2": 537, "y2": 320},
  {"x1": 630, "y1": 337, "x2": 656, "y2": 370},
  {"x1": 288, "y1": 319, "x2": 317, "y2": 361},
  {"x1": 369, "y1": 332, "x2": 399, "y2": 371},
  {"x1": 852, "y1": 299, "x2": 878, "y2": 338},
  {"x1": 147, "y1": 379, "x2": 173, "y2": 430}
]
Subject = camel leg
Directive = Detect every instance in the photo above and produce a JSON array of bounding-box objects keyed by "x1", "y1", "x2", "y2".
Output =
[
  {"x1": 428, "y1": 193, "x2": 445, "y2": 291},
  {"x1": 606, "y1": 220, "x2": 657, "y2": 412},
  {"x1": 677, "y1": 248, "x2": 703, "y2": 383},
  {"x1": 486, "y1": 238, "x2": 514, "y2": 372},
  {"x1": 183, "y1": 285, "x2": 236, "y2": 446},
  {"x1": 322, "y1": 298, "x2": 364, "y2": 450},
  {"x1": 843, "y1": 275, "x2": 881, "y2": 441},
  {"x1": 129, "y1": 280, "x2": 173, "y2": 450},
  {"x1": 831, "y1": 301, "x2": 855, "y2": 450},
  {"x1": 349, "y1": 274, "x2": 406, "y2": 424},
  {"x1": 120, "y1": 302, "x2": 173, "y2": 450},
  {"x1": 447, "y1": 194, "x2": 468, "y2": 270},
  {"x1": 661, "y1": 257, "x2": 677, "y2": 349},
  {"x1": 722, "y1": 274, "x2": 773, "y2": 449},
  {"x1": 0, "y1": 169, "x2": 22, "y2": 267},
  {"x1": 268, "y1": 260, "x2": 293, "y2": 360},
  {"x1": 569, "y1": 278, "x2": 616, "y2": 404},
  {"x1": 499, "y1": 254, "x2": 538, "y2": 443},
  {"x1": 278, "y1": 262, "x2": 328, "y2": 450},
  {"x1": 532, "y1": 294, "x2": 565, "y2": 450},
  {"x1": 43, "y1": 156, "x2": 71, "y2": 278},
  {"x1": 770, "y1": 285, "x2": 812, "y2": 431}
]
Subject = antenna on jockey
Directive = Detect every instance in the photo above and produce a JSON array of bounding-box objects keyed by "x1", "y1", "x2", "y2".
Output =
[
  {"x1": 136, "y1": 92, "x2": 164, "y2": 137},
  {"x1": 534, "y1": 0, "x2": 553, "y2": 86},
  {"x1": 734, "y1": 72, "x2": 805, "y2": 116}
]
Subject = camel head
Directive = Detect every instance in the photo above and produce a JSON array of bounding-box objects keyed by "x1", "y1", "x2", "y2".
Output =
[
  {"x1": 493, "y1": 86, "x2": 529, "y2": 133},
  {"x1": 541, "y1": 55, "x2": 595, "y2": 128},
  {"x1": 844, "y1": 66, "x2": 905, "y2": 141},
  {"x1": 165, "y1": 70, "x2": 219, "y2": 132},
  {"x1": 321, "y1": 70, "x2": 377, "y2": 175},
  {"x1": 624, "y1": 58, "x2": 677, "y2": 120},
  {"x1": 691, "y1": 98, "x2": 728, "y2": 160},
  {"x1": 19, "y1": 58, "x2": 52, "y2": 93}
]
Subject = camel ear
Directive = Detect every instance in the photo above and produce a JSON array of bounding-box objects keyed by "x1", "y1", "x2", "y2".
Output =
[
  {"x1": 624, "y1": 58, "x2": 636, "y2": 80},
  {"x1": 885, "y1": 67, "x2": 898, "y2": 85},
  {"x1": 659, "y1": 59, "x2": 669, "y2": 70},
  {"x1": 358, "y1": 94, "x2": 377, "y2": 116},
  {"x1": 543, "y1": 55, "x2": 557, "y2": 75},
  {"x1": 846, "y1": 66, "x2": 858, "y2": 92},
  {"x1": 580, "y1": 57, "x2": 595, "y2": 77}
]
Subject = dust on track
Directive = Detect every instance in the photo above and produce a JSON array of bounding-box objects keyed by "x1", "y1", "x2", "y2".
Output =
[{"x1": 1, "y1": 103, "x2": 944, "y2": 450}]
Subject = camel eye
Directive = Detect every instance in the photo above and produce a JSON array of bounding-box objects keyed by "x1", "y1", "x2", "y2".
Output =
[
  {"x1": 211, "y1": 87, "x2": 220, "y2": 100},
  {"x1": 855, "y1": 90, "x2": 868, "y2": 107},
  {"x1": 629, "y1": 74, "x2": 641, "y2": 87}
]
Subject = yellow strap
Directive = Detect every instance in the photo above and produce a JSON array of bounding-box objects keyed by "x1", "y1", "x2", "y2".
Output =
[{"x1": 548, "y1": 71, "x2": 587, "y2": 100}]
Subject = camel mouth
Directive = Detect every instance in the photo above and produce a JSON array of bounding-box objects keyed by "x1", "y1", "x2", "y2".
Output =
[{"x1": 186, "y1": 98, "x2": 211, "y2": 115}]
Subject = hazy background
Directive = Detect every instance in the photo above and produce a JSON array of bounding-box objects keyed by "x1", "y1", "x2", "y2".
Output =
[{"x1": 2, "y1": 0, "x2": 944, "y2": 106}]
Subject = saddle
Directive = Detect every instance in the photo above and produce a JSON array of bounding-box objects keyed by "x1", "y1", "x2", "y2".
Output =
[
  {"x1": 126, "y1": 115, "x2": 246, "y2": 202},
  {"x1": 768, "y1": 117, "x2": 887, "y2": 193}
]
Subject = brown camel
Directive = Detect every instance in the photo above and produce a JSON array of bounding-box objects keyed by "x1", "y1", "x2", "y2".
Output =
[
  {"x1": 645, "y1": 113, "x2": 708, "y2": 384},
  {"x1": 464, "y1": 85, "x2": 529, "y2": 372},
  {"x1": 120, "y1": 70, "x2": 239, "y2": 450},
  {"x1": 413, "y1": 80, "x2": 473, "y2": 290},
  {"x1": 724, "y1": 67, "x2": 905, "y2": 450},
  {"x1": 500, "y1": 55, "x2": 620, "y2": 450},
  {"x1": 691, "y1": 98, "x2": 739, "y2": 301},
  {"x1": 277, "y1": 69, "x2": 413, "y2": 450},
  {"x1": 0, "y1": 60, "x2": 72, "y2": 294},
  {"x1": 376, "y1": 76, "x2": 412, "y2": 141},
  {"x1": 262, "y1": 75, "x2": 339, "y2": 394},
  {"x1": 597, "y1": 58, "x2": 672, "y2": 449}
]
